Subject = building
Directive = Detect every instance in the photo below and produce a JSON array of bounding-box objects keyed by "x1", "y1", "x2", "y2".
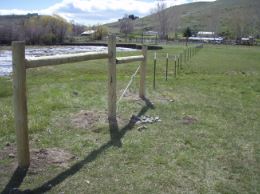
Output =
[
  {"x1": 81, "y1": 30, "x2": 96, "y2": 36},
  {"x1": 189, "y1": 31, "x2": 223, "y2": 43},
  {"x1": 197, "y1": 31, "x2": 215, "y2": 37},
  {"x1": 144, "y1": 31, "x2": 158, "y2": 36}
]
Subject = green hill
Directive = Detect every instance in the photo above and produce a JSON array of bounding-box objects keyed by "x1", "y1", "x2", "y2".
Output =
[{"x1": 107, "y1": 0, "x2": 260, "y2": 38}]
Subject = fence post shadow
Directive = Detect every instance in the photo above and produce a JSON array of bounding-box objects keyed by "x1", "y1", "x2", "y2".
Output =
[
  {"x1": 1, "y1": 167, "x2": 28, "y2": 194},
  {"x1": 1, "y1": 97, "x2": 155, "y2": 194}
]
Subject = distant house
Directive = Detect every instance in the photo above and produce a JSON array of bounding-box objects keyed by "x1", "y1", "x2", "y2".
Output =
[
  {"x1": 144, "y1": 31, "x2": 158, "y2": 36},
  {"x1": 236, "y1": 36, "x2": 255, "y2": 45},
  {"x1": 197, "y1": 31, "x2": 215, "y2": 37},
  {"x1": 81, "y1": 30, "x2": 95, "y2": 36},
  {"x1": 189, "y1": 31, "x2": 223, "y2": 43}
]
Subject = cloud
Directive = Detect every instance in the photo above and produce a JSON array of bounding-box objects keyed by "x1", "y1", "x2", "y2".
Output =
[{"x1": 0, "y1": 0, "x2": 216, "y2": 25}]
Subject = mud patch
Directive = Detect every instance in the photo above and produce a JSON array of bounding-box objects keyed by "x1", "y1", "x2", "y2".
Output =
[
  {"x1": 70, "y1": 110, "x2": 107, "y2": 129},
  {"x1": 0, "y1": 144, "x2": 75, "y2": 174},
  {"x1": 30, "y1": 148, "x2": 75, "y2": 170},
  {"x1": 182, "y1": 115, "x2": 198, "y2": 125}
]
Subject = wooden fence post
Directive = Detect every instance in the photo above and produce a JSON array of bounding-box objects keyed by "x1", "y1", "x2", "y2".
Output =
[
  {"x1": 139, "y1": 45, "x2": 147, "y2": 98},
  {"x1": 180, "y1": 53, "x2": 182, "y2": 69},
  {"x1": 165, "y1": 53, "x2": 168, "y2": 81},
  {"x1": 177, "y1": 55, "x2": 180, "y2": 70},
  {"x1": 108, "y1": 35, "x2": 117, "y2": 126},
  {"x1": 12, "y1": 41, "x2": 30, "y2": 168},
  {"x1": 153, "y1": 52, "x2": 156, "y2": 89},
  {"x1": 174, "y1": 56, "x2": 177, "y2": 78}
]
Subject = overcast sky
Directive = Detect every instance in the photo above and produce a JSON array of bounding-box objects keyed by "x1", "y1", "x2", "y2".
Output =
[{"x1": 0, "y1": 0, "x2": 216, "y2": 25}]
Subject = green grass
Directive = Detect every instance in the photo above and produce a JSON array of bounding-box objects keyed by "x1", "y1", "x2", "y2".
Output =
[{"x1": 0, "y1": 44, "x2": 259, "y2": 193}]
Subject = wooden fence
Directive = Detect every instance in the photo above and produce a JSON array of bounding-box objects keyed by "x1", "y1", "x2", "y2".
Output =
[{"x1": 12, "y1": 34, "x2": 147, "y2": 168}]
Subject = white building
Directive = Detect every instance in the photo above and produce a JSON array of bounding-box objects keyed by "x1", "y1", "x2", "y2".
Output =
[
  {"x1": 81, "y1": 30, "x2": 96, "y2": 36},
  {"x1": 197, "y1": 31, "x2": 215, "y2": 37}
]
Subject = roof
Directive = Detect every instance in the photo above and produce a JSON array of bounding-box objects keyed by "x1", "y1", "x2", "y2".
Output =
[
  {"x1": 189, "y1": 37, "x2": 223, "y2": 41},
  {"x1": 197, "y1": 31, "x2": 215, "y2": 35},
  {"x1": 144, "y1": 31, "x2": 158, "y2": 35},
  {"x1": 81, "y1": 30, "x2": 95, "y2": 35}
]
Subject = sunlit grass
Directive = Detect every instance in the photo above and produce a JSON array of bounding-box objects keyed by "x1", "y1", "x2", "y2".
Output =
[{"x1": 0, "y1": 45, "x2": 259, "y2": 193}]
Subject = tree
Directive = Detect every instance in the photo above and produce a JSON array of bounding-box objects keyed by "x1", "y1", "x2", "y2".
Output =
[
  {"x1": 183, "y1": 27, "x2": 192, "y2": 46},
  {"x1": 153, "y1": 0, "x2": 169, "y2": 39},
  {"x1": 120, "y1": 14, "x2": 134, "y2": 41},
  {"x1": 71, "y1": 20, "x2": 86, "y2": 36},
  {"x1": 94, "y1": 25, "x2": 108, "y2": 40},
  {"x1": 24, "y1": 15, "x2": 71, "y2": 44}
]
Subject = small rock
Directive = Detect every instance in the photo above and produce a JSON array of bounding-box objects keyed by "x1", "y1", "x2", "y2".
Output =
[
  {"x1": 136, "y1": 121, "x2": 142, "y2": 125},
  {"x1": 8, "y1": 153, "x2": 15, "y2": 158}
]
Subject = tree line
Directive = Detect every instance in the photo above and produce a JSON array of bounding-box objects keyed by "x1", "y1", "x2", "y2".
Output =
[{"x1": 0, "y1": 14, "x2": 85, "y2": 45}]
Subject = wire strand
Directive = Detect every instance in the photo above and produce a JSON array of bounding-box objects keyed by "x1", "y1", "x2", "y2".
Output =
[{"x1": 117, "y1": 64, "x2": 141, "y2": 107}]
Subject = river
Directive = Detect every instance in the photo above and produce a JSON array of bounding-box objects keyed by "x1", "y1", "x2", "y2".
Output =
[{"x1": 0, "y1": 46, "x2": 136, "y2": 76}]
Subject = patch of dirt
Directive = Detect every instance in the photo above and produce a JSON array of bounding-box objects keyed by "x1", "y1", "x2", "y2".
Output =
[
  {"x1": 0, "y1": 143, "x2": 17, "y2": 160},
  {"x1": 0, "y1": 144, "x2": 75, "y2": 174},
  {"x1": 70, "y1": 110, "x2": 107, "y2": 129},
  {"x1": 182, "y1": 115, "x2": 198, "y2": 125},
  {"x1": 30, "y1": 148, "x2": 75, "y2": 170},
  {"x1": 71, "y1": 110, "x2": 129, "y2": 131}
]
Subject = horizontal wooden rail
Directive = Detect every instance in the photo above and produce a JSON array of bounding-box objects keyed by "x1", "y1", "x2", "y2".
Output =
[
  {"x1": 26, "y1": 52, "x2": 109, "y2": 69},
  {"x1": 12, "y1": 37, "x2": 148, "y2": 168},
  {"x1": 116, "y1": 55, "x2": 144, "y2": 64}
]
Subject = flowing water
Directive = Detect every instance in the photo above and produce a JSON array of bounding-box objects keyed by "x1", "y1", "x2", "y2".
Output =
[{"x1": 0, "y1": 46, "x2": 136, "y2": 76}]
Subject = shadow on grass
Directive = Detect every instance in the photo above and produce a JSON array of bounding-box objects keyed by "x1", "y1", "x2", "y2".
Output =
[
  {"x1": 1, "y1": 167, "x2": 28, "y2": 194},
  {"x1": 1, "y1": 97, "x2": 154, "y2": 194}
]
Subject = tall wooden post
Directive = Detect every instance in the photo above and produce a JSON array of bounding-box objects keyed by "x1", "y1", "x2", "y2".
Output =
[
  {"x1": 174, "y1": 56, "x2": 177, "y2": 78},
  {"x1": 165, "y1": 53, "x2": 169, "y2": 81},
  {"x1": 139, "y1": 45, "x2": 147, "y2": 98},
  {"x1": 153, "y1": 52, "x2": 157, "y2": 89},
  {"x1": 108, "y1": 35, "x2": 117, "y2": 125},
  {"x1": 180, "y1": 53, "x2": 183, "y2": 69},
  {"x1": 12, "y1": 41, "x2": 30, "y2": 168}
]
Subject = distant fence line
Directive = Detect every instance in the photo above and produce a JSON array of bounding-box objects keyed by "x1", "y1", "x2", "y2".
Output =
[
  {"x1": 152, "y1": 44, "x2": 203, "y2": 89},
  {"x1": 12, "y1": 35, "x2": 147, "y2": 168}
]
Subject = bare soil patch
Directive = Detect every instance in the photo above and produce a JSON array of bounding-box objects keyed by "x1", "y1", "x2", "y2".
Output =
[
  {"x1": 70, "y1": 110, "x2": 107, "y2": 129},
  {"x1": 70, "y1": 110, "x2": 128, "y2": 131},
  {"x1": 0, "y1": 144, "x2": 75, "y2": 174}
]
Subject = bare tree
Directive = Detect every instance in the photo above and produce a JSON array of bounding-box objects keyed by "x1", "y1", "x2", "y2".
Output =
[
  {"x1": 94, "y1": 25, "x2": 108, "y2": 40},
  {"x1": 205, "y1": 8, "x2": 220, "y2": 37},
  {"x1": 168, "y1": 7, "x2": 181, "y2": 40},
  {"x1": 120, "y1": 14, "x2": 134, "y2": 41},
  {"x1": 154, "y1": 0, "x2": 169, "y2": 39}
]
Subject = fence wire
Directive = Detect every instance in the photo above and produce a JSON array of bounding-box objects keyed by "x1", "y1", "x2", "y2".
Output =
[{"x1": 117, "y1": 64, "x2": 141, "y2": 109}]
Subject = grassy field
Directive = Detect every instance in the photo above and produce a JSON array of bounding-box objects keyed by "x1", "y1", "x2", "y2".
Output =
[{"x1": 0, "y1": 44, "x2": 259, "y2": 193}]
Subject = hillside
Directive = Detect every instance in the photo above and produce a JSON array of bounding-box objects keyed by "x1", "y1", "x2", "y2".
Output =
[{"x1": 106, "y1": 0, "x2": 260, "y2": 38}]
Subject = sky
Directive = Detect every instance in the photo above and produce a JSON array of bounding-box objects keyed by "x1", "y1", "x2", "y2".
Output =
[{"x1": 0, "y1": 0, "x2": 216, "y2": 25}]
